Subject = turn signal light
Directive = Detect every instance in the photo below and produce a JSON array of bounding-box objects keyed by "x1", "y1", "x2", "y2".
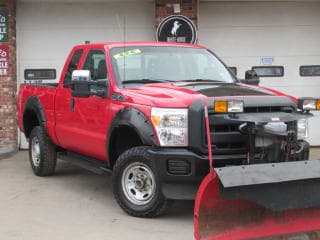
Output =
[
  {"x1": 214, "y1": 101, "x2": 228, "y2": 113},
  {"x1": 151, "y1": 115, "x2": 161, "y2": 127},
  {"x1": 214, "y1": 100, "x2": 244, "y2": 113},
  {"x1": 317, "y1": 100, "x2": 320, "y2": 110}
]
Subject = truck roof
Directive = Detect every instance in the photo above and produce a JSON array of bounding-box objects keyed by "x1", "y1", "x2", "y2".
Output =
[{"x1": 74, "y1": 41, "x2": 206, "y2": 49}]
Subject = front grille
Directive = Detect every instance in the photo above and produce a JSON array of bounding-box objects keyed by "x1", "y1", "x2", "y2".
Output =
[
  {"x1": 245, "y1": 106, "x2": 281, "y2": 113},
  {"x1": 206, "y1": 106, "x2": 294, "y2": 156},
  {"x1": 210, "y1": 123, "x2": 247, "y2": 154},
  {"x1": 212, "y1": 124, "x2": 239, "y2": 132},
  {"x1": 245, "y1": 106, "x2": 294, "y2": 113}
]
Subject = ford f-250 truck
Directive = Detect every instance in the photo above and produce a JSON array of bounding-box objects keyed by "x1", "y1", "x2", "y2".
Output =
[{"x1": 17, "y1": 42, "x2": 318, "y2": 218}]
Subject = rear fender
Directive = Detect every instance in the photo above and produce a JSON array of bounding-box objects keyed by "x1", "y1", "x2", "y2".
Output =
[{"x1": 23, "y1": 96, "x2": 46, "y2": 138}]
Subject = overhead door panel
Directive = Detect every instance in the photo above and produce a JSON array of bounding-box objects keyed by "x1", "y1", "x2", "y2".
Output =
[
  {"x1": 199, "y1": 2, "x2": 320, "y2": 145},
  {"x1": 17, "y1": 1, "x2": 154, "y2": 149}
]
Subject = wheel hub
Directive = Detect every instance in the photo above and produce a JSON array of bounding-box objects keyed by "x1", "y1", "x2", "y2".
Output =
[
  {"x1": 134, "y1": 179, "x2": 144, "y2": 190},
  {"x1": 31, "y1": 137, "x2": 41, "y2": 167},
  {"x1": 122, "y1": 162, "x2": 156, "y2": 205}
]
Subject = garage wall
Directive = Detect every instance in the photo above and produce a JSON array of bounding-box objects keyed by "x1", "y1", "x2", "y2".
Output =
[
  {"x1": 199, "y1": 2, "x2": 320, "y2": 145},
  {"x1": 17, "y1": 1, "x2": 154, "y2": 83},
  {"x1": 16, "y1": 1, "x2": 154, "y2": 148}
]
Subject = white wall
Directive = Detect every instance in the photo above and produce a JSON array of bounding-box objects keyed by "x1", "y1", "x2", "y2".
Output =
[
  {"x1": 199, "y1": 2, "x2": 320, "y2": 145},
  {"x1": 17, "y1": 1, "x2": 155, "y2": 83},
  {"x1": 16, "y1": 1, "x2": 320, "y2": 146},
  {"x1": 17, "y1": 1, "x2": 154, "y2": 148}
]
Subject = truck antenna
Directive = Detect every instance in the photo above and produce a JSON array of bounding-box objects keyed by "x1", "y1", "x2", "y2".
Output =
[{"x1": 115, "y1": 14, "x2": 127, "y2": 86}]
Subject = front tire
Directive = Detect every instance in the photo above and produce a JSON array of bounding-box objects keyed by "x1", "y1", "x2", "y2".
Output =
[
  {"x1": 29, "y1": 126, "x2": 57, "y2": 176},
  {"x1": 112, "y1": 147, "x2": 171, "y2": 218}
]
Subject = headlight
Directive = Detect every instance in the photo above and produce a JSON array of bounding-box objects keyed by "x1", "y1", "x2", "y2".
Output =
[
  {"x1": 228, "y1": 100, "x2": 244, "y2": 113},
  {"x1": 214, "y1": 100, "x2": 244, "y2": 113},
  {"x1": 297, "y1": 98, "x2": 320, "y2": 111},
  {"x1": 297, "y1": 118, "x2": 308, "y2": 140},
  {"x1": 151, "y1": 108, "x2": 188, "y2": 146}
]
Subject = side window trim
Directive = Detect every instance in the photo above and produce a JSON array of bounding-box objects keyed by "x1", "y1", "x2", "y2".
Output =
[
  {"x1": 63, "y1": 49, "x2": 84, "y2": 87},
  {"x1": 82, "y1": 49, "x2": 108, "y2": 81}
]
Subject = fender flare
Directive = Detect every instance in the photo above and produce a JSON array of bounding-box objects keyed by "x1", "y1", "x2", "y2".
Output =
[
  {"x1": 106, "y1": 108, "x2": 158, "y2": 168},
  {"x1": 107, "y1": 108, "x2": 158, "y2": 163},
  {"x1": 23, "y1": 96, "x2": 46, "y2": 137}
]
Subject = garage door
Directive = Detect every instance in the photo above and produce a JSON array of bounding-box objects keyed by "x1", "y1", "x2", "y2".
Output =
[
  {"x1": 199, "y1": 1, "x2": 320, "y2": 145},
  {"x1": 17, "y1": 1, "x2": 154, "y2": 149}
]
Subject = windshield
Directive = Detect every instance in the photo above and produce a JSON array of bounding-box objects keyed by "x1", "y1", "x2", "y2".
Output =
[{"x1": 110, "y1": 46, "x2": 236, "y2": 85}]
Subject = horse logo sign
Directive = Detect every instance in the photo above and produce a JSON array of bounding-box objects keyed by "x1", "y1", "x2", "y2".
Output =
[
  {"x1": 171, "y1": 21, "x2": 182, "y2": 37},
  {"x1": 156, "y1": 15, "x2": 197, "y2": 44}
]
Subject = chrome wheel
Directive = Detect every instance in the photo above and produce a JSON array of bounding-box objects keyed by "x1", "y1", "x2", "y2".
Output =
[
  {"x1": 121, "y1": 162, "x2": 156, "y2": 205},
  {"x1": 31, "y1": 137, "x2": 41, "y2": 167}
]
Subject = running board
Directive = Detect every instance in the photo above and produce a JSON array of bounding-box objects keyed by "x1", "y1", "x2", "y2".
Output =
[{"x1": 58, "y1": 151, "x2": 112, "y2": 175}]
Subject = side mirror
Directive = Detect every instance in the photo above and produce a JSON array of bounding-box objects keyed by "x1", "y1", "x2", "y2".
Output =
[
  {"x1": 90, "y1": 79, "x2": 109, "y2": 98},
  {"x1": 71, "y1": 70, "x2": 109, "y2": 98},
  {"x1": 241, "y1": 70, "x2": 260, "y2": 85},
  {"x1": 71, "y1": 70, "x2": 92, "y2": 98}
]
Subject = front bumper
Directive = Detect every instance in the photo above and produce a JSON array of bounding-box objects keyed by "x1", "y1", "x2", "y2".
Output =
[{"x1": 148, "y1": 148, "x2": 209, "y2": 200}]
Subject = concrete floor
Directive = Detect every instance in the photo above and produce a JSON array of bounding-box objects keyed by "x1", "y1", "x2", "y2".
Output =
[
  {"x1": 1, "y1": 149, "x2": 320, "y2": 240},
  {"x1": 0, "y1": 151, "x2": 194, "y2": 240}
]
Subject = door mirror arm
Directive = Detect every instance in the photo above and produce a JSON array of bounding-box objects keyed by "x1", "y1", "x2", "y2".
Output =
[{"x1": 240, "y1": 70, "x2": 260, "y2": 85}]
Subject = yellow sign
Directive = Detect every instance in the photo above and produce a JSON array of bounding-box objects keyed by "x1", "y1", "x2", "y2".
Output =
[{"x1": 113, "y1": 49, "x2": 141, "y2": 59}]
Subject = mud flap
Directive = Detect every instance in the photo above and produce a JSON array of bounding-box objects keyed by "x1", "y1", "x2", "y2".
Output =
[{"x1": 194, "y1": 163, "x2": 320, "y2": 240}]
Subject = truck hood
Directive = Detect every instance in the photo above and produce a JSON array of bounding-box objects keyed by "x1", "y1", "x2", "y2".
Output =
[{"x1": 122, "y1": 82, "x2": 281, "y2": 108}]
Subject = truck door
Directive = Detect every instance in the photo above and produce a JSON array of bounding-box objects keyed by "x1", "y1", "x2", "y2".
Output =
[
  {"x1": 55, "y1": 48, "x2": 110, "y2": 160},
  {"x1": 55, "y1": 48, "x2": 84, "y2": 152}
]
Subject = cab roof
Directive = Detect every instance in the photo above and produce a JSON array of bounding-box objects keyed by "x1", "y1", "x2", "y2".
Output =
[{"x1": 75, "y1": 41, "x2": 207, "y2": 50}]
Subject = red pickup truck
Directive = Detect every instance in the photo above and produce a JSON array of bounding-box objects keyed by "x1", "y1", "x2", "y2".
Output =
[{"x1": 18, "y1": 42, "x2": 318, "y2": 219}]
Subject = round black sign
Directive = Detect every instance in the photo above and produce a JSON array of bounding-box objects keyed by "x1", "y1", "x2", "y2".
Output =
[{"x1": 156, "y1": 15, "x2": 197, "y2": 44}]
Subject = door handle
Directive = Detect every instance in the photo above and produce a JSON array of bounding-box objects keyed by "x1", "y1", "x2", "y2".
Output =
[{"x1": 70, "y1": 98, "x2": 75, "y2": 112}]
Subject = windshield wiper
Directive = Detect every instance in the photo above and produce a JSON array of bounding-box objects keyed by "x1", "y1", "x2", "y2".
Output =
[{"x1": 122, "y1": 79, "x2": 173, "y2": 84}]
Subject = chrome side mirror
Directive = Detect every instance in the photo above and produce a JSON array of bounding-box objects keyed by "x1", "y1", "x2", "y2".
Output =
[
  {"x1": 71, "y1": 70, "x2": 91, "y2": 82},
  {"x1": 71, "y1": 70, "x2": 92, "y2": 98}
]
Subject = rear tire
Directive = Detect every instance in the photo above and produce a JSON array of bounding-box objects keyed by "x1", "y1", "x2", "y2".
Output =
[
  {"x1": 112, "y1": 147, "x2": 171, "y2": 218},
  {"x1": 29, "y1": 126, "x2": 57, "y2": 176}
]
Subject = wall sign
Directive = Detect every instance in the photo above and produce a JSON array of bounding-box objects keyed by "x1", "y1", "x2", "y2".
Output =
[
  {"x1": 0, "y1": 45, "x2": 9, "y2": 76},
  {"x1": 261, "y1": 57, "x2": 274, "y2": 65},
  {"x1": 156, "y1": 15, "x2": 197, "y2": 44},
  {"x1": 0, "y1": 10, "x2": 8, "y2": 42}
]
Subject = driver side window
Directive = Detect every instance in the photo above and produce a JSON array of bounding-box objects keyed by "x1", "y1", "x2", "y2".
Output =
[{"x1": 82, "y1": 50, "x2": 107, "y2": 81}]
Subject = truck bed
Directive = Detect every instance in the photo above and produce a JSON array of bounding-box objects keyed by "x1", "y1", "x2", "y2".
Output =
[
  {"x1": 17, "y1": 83, "x2": 58, "y2": 137},
  {"x1": 22, "y1": 82, "x2": 58, "y2": 88}
]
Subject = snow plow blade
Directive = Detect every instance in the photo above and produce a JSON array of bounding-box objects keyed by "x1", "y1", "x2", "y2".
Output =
[{"x1": 194, "y1": 160, "x2": 320, "y2": 240}]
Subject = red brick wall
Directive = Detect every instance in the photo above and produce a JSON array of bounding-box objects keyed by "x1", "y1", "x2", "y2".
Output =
[
  {"x1": 0, "y1": 0, "x2": 17, "y2": 153},
  {"x1": 155, "y1": 0, "x2": 198, "y2": 33}
]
